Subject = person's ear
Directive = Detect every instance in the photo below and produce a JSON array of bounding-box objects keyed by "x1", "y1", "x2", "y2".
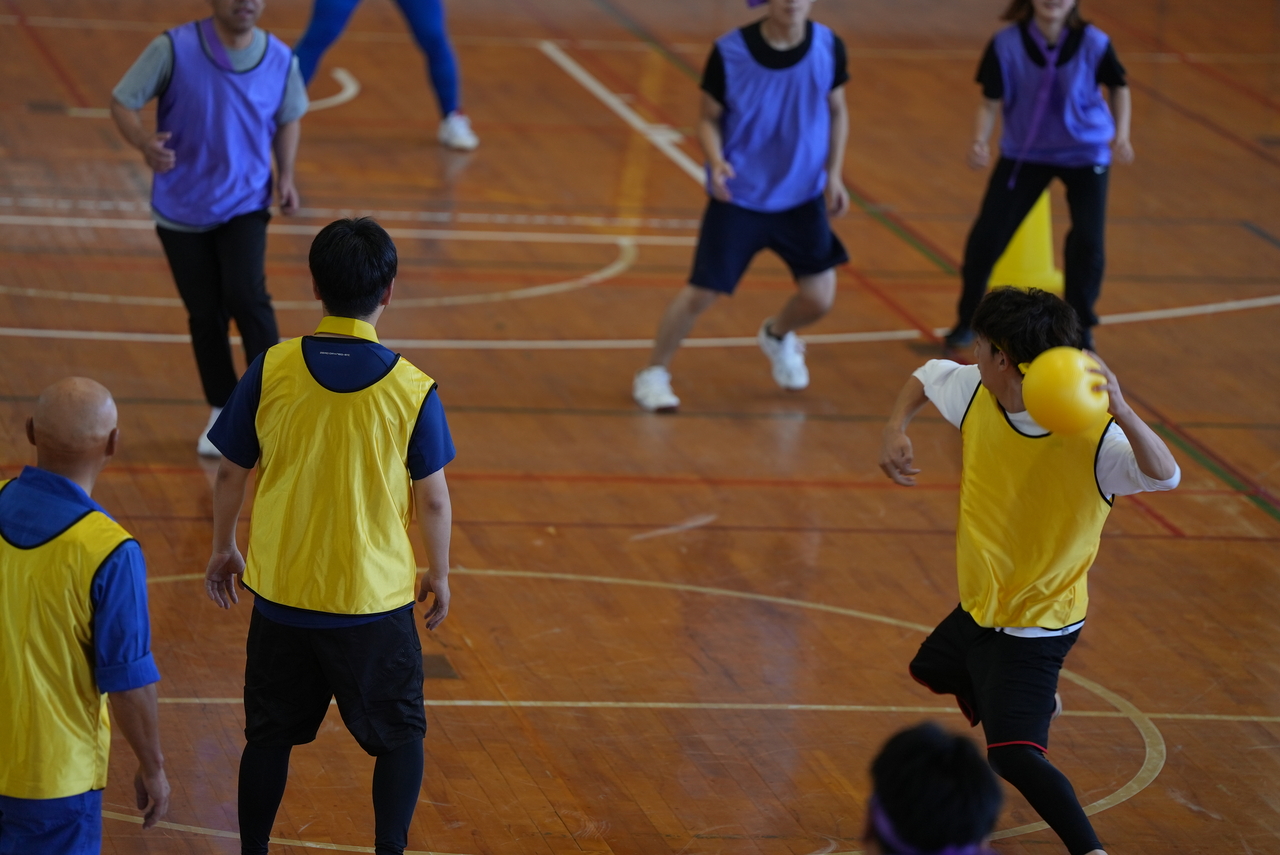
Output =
[
  {"x1": 104, "y1": 428, "x2": 119, "y2": 459},
  {"x1": 380, "y1": 279, "x2": 396, "y2": 307},
  {"x1": 312, "y1": 278, "x2": 322, "y2": 302},
  {"x1": 25, "y1": 417, "x2": 35, "y2": 447}
]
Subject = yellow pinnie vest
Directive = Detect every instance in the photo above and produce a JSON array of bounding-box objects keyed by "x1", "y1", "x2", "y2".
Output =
[
  {"x1": 957, "y1": 386, "x2": 1113, "y2": 628},
  {"x1": 243, "y1": 319, "x2": 436, "y2": 614},
  {"x1": 0, "y1": 482, "x2": 134, "y2": 799}
]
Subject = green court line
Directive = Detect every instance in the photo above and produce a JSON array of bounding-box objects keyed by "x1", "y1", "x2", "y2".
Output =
[
  {"x1": 588, "y1": 0, "x2": 700, "y2": 80},
  {"x1": 845, "y1": 187, "x2": 958, "y2": 275},
  {"x1": 1152, "y1": 424, "x2": 1280, "y2": 523}
]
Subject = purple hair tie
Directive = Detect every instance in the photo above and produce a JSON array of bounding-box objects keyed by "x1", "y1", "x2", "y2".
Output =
[
  {"x1": 868, "y1": 795, "x2": 992, "y2": 855},
  {"x1": 747, "y1": 0, "x2": 768, "y2": 6}
]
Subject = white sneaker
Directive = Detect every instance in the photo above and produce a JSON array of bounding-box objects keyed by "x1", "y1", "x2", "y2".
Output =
[
  {"x1": 632, "y1": 366, "x2": 680, "y2": 412},
  {"x1": 438, "y1": 112, "x2": 479, "y2": 151},
  {"x1": 757, "y1": 319, "x2": 809, "y2": 390},
  {"x1": 197, "y1": 406, "x2": 223, "y2": 458}
]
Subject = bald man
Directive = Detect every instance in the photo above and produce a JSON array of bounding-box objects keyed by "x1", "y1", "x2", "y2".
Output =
[{"x1": 0, "y1": 378, "x2": 169, "y2": 854}]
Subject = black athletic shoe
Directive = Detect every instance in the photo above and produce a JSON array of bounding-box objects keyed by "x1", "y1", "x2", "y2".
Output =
[{"x1": 943, "y1": 326, "x2": 975, "y2": 350}]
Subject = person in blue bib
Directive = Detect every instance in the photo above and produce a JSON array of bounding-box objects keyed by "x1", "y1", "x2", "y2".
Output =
[
  {"x1": 944, "y1": 0, "x2": 1132, "y2": 352},
  {"x1": 632, "y1": 0, "x2": 850, "y2": 412},
  {"x1": 0, "y1": 378, "x2": 168, "y2": 854},
  {"x1": 111, "y1": 0, "x2": 308, "y2": 457},
  {"x1": 294, "y1": 0, "x2": 478, "y2": 151},
  {"x1": 202, "y1": 218, "x2": 454, "y2": 855},
  {"x1": 880, "y1": 288, "x2": 1179, "y2": 855}
]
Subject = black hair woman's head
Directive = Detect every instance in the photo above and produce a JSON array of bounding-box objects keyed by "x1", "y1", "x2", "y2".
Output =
[
  {"x1": 309, "y1": 218, "x2": 398, "y2": 319},
  {"x1": 865, "y1": 722, "x2": 1002, "y2": 855}
]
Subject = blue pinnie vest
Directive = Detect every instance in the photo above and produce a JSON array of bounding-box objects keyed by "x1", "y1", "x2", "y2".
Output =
[
  {"x1": 713, "y1": 23, "x2": 834, "y2": 212},
  {"x1": 994, "y1": 23, "x2": 1116, "y2": 168},
  {"x1": 152, "y1": 20, "x2": 292, "y2": 228}
]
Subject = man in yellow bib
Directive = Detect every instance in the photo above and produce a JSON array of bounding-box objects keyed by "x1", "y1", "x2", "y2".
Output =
[
  {"x1": 0, "y1": 378, "x2": 169, "y2": 853},
  {"x1": 202, "y1": 218, "x2": 454, "y2": 855},
  {"x1": 878, "y1": 287, "x2": 1179, "y2": 855}
]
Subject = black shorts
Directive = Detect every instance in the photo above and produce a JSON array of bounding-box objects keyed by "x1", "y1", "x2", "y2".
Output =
[
  {"x1": 908, "y1": 605, "x2": 1078, "y2": 752},
  {"x1": 689, "y1": 195, "x2": 849, "y2": 294},
  {"x1": 243, "y1": 606, "x2": 426, "y2": 756}
]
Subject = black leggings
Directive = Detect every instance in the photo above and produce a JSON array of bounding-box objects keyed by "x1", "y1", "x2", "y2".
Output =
[
  {"x1": 956, "y1": 157, "x2": 1110, "y2": 342},
  {"x1": 238, "y1": 739, "x2": 424, "y2": 855},
  {"x1": 988, "y1": 744, "x2": 1102, "y2": 855},
  {"x1": 156, "y1": 210, "x2": 280, "y2": 408}
]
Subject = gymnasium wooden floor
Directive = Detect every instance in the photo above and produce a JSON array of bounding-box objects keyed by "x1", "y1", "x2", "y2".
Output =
[{"x1": 2, "y1": 0, "x2": 1279, "y2": 852}]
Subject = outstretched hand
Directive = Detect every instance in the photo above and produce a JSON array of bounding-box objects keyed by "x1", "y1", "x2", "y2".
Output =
[
  {"x1": 204, "y1": 548, "x2": 245, "y2": 608},
  {"x1": 417, "y1": 569, "x2": 451, "y2": 630},
  {"x1": 879, "y1": 429, "x2": 921, "y2": 486}
]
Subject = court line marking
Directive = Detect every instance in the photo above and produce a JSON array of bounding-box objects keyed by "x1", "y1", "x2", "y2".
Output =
[
  {"x1": 308, "y1": 68, "x2": 360, "y2": 112},
  {"x1": 628, "y1": 512, "x2": 718, "y2": 541}
]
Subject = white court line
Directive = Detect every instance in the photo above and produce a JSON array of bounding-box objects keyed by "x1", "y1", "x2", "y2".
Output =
[
  {"x1": 537, "y1": 40, "x2": 704, "y2": 185},
  {"x1": 629, "y1": 513, "x2": 718, "y2": 541},
  {"x1": 307, "y1": 68, "x2": 360, "y2": 112}
]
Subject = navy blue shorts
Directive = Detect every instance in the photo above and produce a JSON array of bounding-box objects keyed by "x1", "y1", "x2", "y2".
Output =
[
  {"x1": 0, "y1": 790, "x2": 102, "y2": 855},
  {"x1": 689, "y1": 195, "x2": 849, "y2": 294}
]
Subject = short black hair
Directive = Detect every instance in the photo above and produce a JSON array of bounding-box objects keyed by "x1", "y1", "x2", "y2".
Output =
[
  {"x1": 309, "y1": 217, "x2": 398, "y2": 318},
  {"x1": 971, "y1": 287, "x2": 1082, "y2": 367},
  {"x1": 869, "y1": 722, "x2": 1002, "y2": 853}
]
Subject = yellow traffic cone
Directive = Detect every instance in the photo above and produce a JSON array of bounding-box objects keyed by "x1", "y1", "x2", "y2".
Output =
[{"x1": 988, "y1": 190, "x2": 1064, "y2": 295}]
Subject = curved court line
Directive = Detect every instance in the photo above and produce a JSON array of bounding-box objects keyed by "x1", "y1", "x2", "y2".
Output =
[{"x1": 307, "y1": 68, "x2": 360, "y2": 112}]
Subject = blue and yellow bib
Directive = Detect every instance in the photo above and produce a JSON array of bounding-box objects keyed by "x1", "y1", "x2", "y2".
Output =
[
  {"x1": 243, "y1": 318, "x2": 437, "y2": 614},
  {"x1": 0, "y1": 483, "x2": 133, "y2": 799}
]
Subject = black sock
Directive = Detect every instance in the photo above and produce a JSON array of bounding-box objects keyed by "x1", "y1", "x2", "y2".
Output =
[
  {"x1": 987, "y1": 744, "x2": 1102, "y2": 855},
  {"x1": 373, "y1": 740, "x2": 425, "y2": 855},
  {"x1": 238, "y1": 743, "x2": 293, "y2": 855}
]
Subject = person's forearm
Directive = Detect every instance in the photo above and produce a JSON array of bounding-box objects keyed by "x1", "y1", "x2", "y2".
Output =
[
  {"x1": 416, "y1": 481, "x2": 452, "y2": 575},
  {"x1": 109, "y1": 684, "x2": 164, "y2": 775},
  {"x1": 826, "y1": 101, "x2": 848, "y2": 179},
  {"x1": 1111, "y1": 86, "x2": 1132, "y2": 142},
  {"x1": 110, "y1": 99, "x2": 150, "y2": 151},
  {"x1": 272, "y1": 119, "x2": 300, "y2": 182},
  {"x1": 884, "y1": 376, "x2": 930, "y2": 435},
  {"x1": 697, "y1": 117, "x2": 726, "y2": 168},
  {"x1": 973, "y1": 99, "x2": 1000, "y2": 145},
  {"x1": 211, "y1": 461, "x2": 250, "y2": 552},
  {"x1": 1112, "y1": 407, "x2": 1177, "y2": 481}
]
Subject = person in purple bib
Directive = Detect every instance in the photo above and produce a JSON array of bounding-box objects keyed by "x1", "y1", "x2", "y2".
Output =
[
  {"x1": 110, "y1": 0, "x2": 307, "y2": 457},
  {"x1": 944, "y1": 0, "x2": 1132, "y2": 353},
  {"x1": 632, "y1": 0, "x2": 851, "y2": 412}
]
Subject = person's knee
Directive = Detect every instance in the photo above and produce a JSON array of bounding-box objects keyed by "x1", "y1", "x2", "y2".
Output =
[
  {"x1": 680, "y1": 285, "x2": 721, "y2": 315},
  {"x1": 986, "y1": 743, "x2": 1045, "y2": 783},
  {"x1": 797, "y1": 271, "x2": 836, "y2": 314}
]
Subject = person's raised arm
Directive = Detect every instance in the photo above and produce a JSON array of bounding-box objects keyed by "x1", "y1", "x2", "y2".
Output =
[
  {"x1": 1087, "y1": 352, "x2": 1176, "y2": 480},
  {"x1": 110, "y1": 99, "x2": 175, "y2": 173},
  {"x1": 272, "y1": 119, "x2": 301, "y2": 215},
  {"x1": 968, "y1": 98, "x2": 1001, "y2": 170},
  {"x1": 108, "y1": 683, "x2": 170, "y2": 829},
  {"x1": 825, "y1": 85, "x2": 850, "y2": 216},
  {"x1": 697, "y1": 92, "x2": 734, "y2": 202},
  {"x1": 205, "y1": 457, "x2": 252, "y2": 608},
  {"x1": 1110, "y1": 86, "x2": 1133, "y2": 164},
  {"x1": 413, "y1": 468, "x2": 452, "y2": 631},
  {"x1": 879, "y1": 376, "x2": 931, "y2": 486}
]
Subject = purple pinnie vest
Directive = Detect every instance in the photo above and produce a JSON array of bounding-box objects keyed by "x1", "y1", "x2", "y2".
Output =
[
  {"x1": 994, "y1": 23, "x2": 1115, "y2": 168},
  {"x1": 152, "y1": 20, "x2": 292, "y2": 228},
  {"x1": 714, "y1": 22, "x2": 834, "y2": 212}
]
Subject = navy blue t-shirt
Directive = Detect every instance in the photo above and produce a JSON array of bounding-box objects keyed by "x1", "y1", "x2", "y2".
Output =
[{"x1": 207, "y1": 335, "x2": 456, "y2": 629}]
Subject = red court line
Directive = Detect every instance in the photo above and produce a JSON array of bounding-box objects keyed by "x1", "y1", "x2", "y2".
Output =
[
  {"x1": 1126, "y1": 494, "x2": 1186, "y2": 537},
  {"x1": 1128, "y1": 79, "x2": 1280, "y2": 171},
  {"x1": 4, "y1": 0, "x2": 91, "y2": 108},
  {"x1": 1089, "y1": 9, "x2": 1280, "y2": 116},
  {"x1": 845, "y1": 266, "x2": 944, "y2": 343}
]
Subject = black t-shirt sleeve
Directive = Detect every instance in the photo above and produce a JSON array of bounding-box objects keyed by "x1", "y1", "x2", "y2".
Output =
[
  {"x1": 976, "y1": 39, "x2": 1002, "y2": 99},
  {"x1": 1095, "y1": 41, "x2": 1127, "y2": 88},
  {"x1": 832, "y1": 33, "x2": 849, "y2": 89},
  {"x1": 701, "y1": 44, "x2": 726, "y2": 105}
]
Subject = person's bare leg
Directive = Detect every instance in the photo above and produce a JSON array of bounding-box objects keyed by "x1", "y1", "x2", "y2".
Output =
[
  {"x1": 768, "y1": 268, "x2": 836, "y2": 336},
  {"x1": 647, "y1": 285, "x2": 721, "y2": 368}
]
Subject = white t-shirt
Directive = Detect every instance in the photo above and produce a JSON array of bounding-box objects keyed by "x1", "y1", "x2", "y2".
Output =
[{"x1": 913, "y1": 360, "x2": 1181, "y2": 637}]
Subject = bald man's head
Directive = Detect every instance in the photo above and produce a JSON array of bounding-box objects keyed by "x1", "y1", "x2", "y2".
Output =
[{"x1": 28, "y1": 377, "x2": 118, "y2": 457}]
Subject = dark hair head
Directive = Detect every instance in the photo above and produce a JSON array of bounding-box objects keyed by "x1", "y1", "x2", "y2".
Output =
[
  {"x1": 309, "y1": 218, "x2": 398, "y2": 318},
  {"x1": 1001, "y1": 0, "x2": 1085, "y2": 29},
  {"x1": 869, "y1": 722, "x2": 1002, "y2": 853},
  {"x1": 971, "y1": 286, "x2": 1082, "y2": 367}
]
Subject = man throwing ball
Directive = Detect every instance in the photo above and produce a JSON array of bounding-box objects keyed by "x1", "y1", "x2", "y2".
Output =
[{"x1": 879, "y1": 287, "x2": 1179, "y2": 855}]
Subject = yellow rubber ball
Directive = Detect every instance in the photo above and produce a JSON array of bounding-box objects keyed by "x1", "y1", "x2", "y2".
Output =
[{"x1": 1022, "y1": 346, "x2": 1110, "y2": 434}]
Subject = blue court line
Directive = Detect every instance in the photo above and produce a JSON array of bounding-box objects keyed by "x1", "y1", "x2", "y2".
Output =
[{"x1": 1241, "y1": 221, "x2": 1280, "y2": 251}]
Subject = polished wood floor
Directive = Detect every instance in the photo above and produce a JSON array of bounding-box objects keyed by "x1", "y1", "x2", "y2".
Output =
[{"x1": 2, "y1": 0, "x2": 1280, "y2": 852}]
